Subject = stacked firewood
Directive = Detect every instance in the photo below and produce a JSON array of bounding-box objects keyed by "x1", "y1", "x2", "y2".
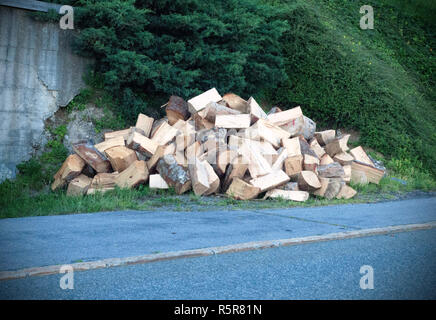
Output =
[{"x1": 52, "y1": 88, "x2": 385, "y2": 201}]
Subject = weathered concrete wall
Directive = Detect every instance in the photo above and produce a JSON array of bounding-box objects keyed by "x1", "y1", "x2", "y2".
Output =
[{"x1": 0, "y1": 6, "x2": 93, "y2": 181}]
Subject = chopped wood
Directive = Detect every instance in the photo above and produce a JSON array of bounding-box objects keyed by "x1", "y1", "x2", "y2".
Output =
[
  {"x1": 203, "y1": 160, "x2": 220, "y2": 195},
  {"x1": 151, "y1": 121, "x2": 179, "y2": 146},
  {"x1": 309, "y1": 138, "x2": 325, "y2": 158},
  {"x1": 73, "y1": 142, "x2": 111, "y2": 173},
  {"x1": 299, "y1": 136, "x2": 319, "y2": 158},
  {"x1": 284, "y1": 155, "x2": 303, "y2": 178},
  {"x1": 302, "y1": 116, "x2": 316, "y2": 140},
  {"x1": 147, "y1": 144, "x2": 175, "y2": 173},
  {"x1": 87, "y1": 172, "x2": 119, "y2": 194},
  {"x1": 246, "y1": 119, "x2": 290, "y2": 148},
  {"x1": 336, "y1": 185, "x2": 357, "y2": 199},
  {"x1": 320, "y1": 153, "x2": 334, "y2": 165},
  {"x1": 279, "y1": 182, "x2": 299, "y2": 191},
  {"x1": 317, "y1": 162, "x2": 345, "y2": 178},
  {"x1": 194, "y1": 112, "x2": 215, "y2": 131},
  {"x1": 172, "y1": 119, "x2": 187, "y2": 130},
  {"x1": 248, "y1": 97, "x2": 267, "y2": 124},
  {"x1": 94, "y1": 136, "x2": 125, "y2": 154},
  {"x1": 165, "y1": 96, "x2": 190, "y2": 125},
  {"x1": 313, "y1": 177, "x2": 344, "y2": 199},
  {"x1": 188, "y1": 88, "x2": 222, "y2": 114},
  {"x1": 333, "y1": 152, "x2": 354, "y2": 166},
  {"x1": 216, "y1": 148, "x2": 238, "y2": 176},
  {"x1": 226, "y1": 178, "x2": 260, "y2": 200},
  {"x1": 303, "y1": 154, "x2": 320, "y2": 172},
  {"x1": 215, "y1": 114, "x2": 251, "y2": 129},
  {"x1": 282, "y1": 137, "x2": 302, "y2": 157},
  {"x1": 351, "y1": 161, "x2": 385, "y2": 185},
  {"x1": 115, "y1": 160, "x2": 149, "y2": 189},
  {"x1": 105, "y1": 146, "x2": 138, "y2": 173},
  {"x1": 104, "y1": 128, "x2": 131, "y2": 141},
  {"x1": 264, "y1": 189, "x2": 309, "y2": 202},
  {"x1": 249, "y1": 170, "x2": 290, "y2": 192},
  {"x1": 185, "y1": 141, "x2": 203, "y2": 161},
  {"x1": 267, "y1": 107, "x2": 282, "y2": 115},
  {"x1": 297, "y1": 171, "x2": 321, "y2": 191},
  {"x1": 325, "y1": 134, "x2": 350, "y2": 157},
  {"x1": 271, "y1": 148, "x2": 288, "y2": 171},
  {"x1": 174, "y1": 151, "x2": 188, "y2": 168},
  {"x1": 314, "y1": 130, "x2": 336, "y2": 146},
  {"x1": 51, "y1": 154, "x2": 86, "y2": 191},
  {"x1": 222, "y1": 93, "x2": 249, "y2": 113},
  {"x1": 157, "y1": 154, "x2": 191, "y2": 194},
  {"x1": 135, "y1": 113, "x2": 154, "y2": 137},
  {"x1": 222, "y1": 155, "x2": 248, "y2": 192},
  {"x1": 67, "y1": 174, "x2": 92, "y2": 196},
  {"x1": 350, "y1": 146, "x2": 375, "y2": 167},
  {"x1": 240, "y1": 141, "x2": 273, "y2": 178},
  {"x1": 149, "y1": 174, "x2": 169, "y2": 189},
  {"x1": 343, "y1": 165, "x2": 351, "y2": 183},
  {"x1": 188, "y1": 158, "x2": 210, "y2": 196},
  {"x1": 203, "y1": 101, "x2": 241, "y2": 123},
  {"x1": 267, "y1": 106, "x2": 303, "y2": 127},
  {"x1": 127, "y1": 131, "x2": 158, "y2": 157}
]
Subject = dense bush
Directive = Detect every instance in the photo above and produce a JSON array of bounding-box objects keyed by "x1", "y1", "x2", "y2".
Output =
[
  {"x1": 264, "y1": 0, "x2": 436, "y2": 175},
  {"x1": 47, "y1": 0, "x2": 288, "y2": 121}
]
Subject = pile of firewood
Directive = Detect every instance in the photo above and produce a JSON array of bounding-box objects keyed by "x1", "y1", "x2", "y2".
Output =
[{"x1": 52, "y1": 88, "x2": 385, "y2": 201}]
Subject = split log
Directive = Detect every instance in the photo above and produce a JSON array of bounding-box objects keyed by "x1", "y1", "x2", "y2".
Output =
[
  {"x1": 333, "y1": 152, "x2": 354, "y2": 166},
  {"x1": 349, "y1": 146, "x2": 374, "y2": 167},
  {"x1": 264, "y1": 189, "x2": 309, "y2": 202},
  {"x1": 279, "y1": 182, "x2": 299, "y2": 191},
  {"x1": 127, "y1": 131, "x2": 158, "y2": 157},
  {"x1": 165, "y1": 96, "x2": 190, "y2": 125},
  {"x1": 149, "y1": 174, "x2": 169, "y2": 189},
  {"x1": 185, "y1": 141, "x2": 204, "y2": 161},
  {"x1": 188, "y1": 88, "x2": 222, "y2": 114},
  {"x1": 336, "y1": 185, "x2": 357, "y2": 199},
  {"x1": 226, "y1": 178, "x2": 260, "y2": 200},
  {"x1": 104, "y1": 128, "x2": 131, "y2": 141},
  {"x1": 221, "y1": 155, "x2": 248, "y2": 192},
  {"x1": 343, "y1": 165, "x2": 351, "y2": 183},
  {"x1": 194, "y1": 112, "x2": 215, "y2": 131},
  {"x1": 115, "y1": 160, "x2": 149, "y2": 189},
  {"x1": 272, "y1": 148, "x2": 288, "y2": 171},
  {"x1": 317, "y1": 162, "x2": 345, "y2": 178},
  {"x1": 246, "y1": 119, "x2": 290, "y2": 148},
  {"x1": 188, "y1": 158, "x2": 210, "y2": 196},
  {"x1": 157, "y1": 154, "x2": 192, "y2": 194},
  {"x1": 267, "y1": 107, "x2": 282, "y2": 115},
  {"x1": 215, "y1": 114, "x2": 251, "y2": 129},
  {"x1": 67, "y1": 174, "x2": 92, "y2": 196},
  {"x1": 320, "y1": 153, "x2": 334, "y2": 165},
  {"x1": 303, "y1": 154, "x2": 320, "y2": 172},
  {"x1": 151, "y1": 121, "x2": 179, "y2": 146},
  {"x1": 314, "y1": 130, "x2": 336, "y2": 146},
  {"x1": 248, "y1": 97, "x2": 267, "y2": 124},
  {"x1": 240, "y1": 141, "x2": 273, "y2": 178},
  {"x1": 282, "y1": 137, "x2": 302, "y2": 157},
  {"x1": 222, "y1": 93, "x2": 249, "y2": 113},
  {"x1": 105, "y1": 146, "x2": 138, "y2": 172},
  {"x1": 302, "y1": 116, "x2": 316, "y2": 140},
  {"x1": 351, "y1": 161, "x2": 385, "y2": 185},
  {"x1": 51, "y1": 154, "x2": 86, "y2": 191},
  {"x1": 203, "y1": 160, "x2": 220, "y2": 195},
  {"x1": 174, "y1": 151, "x2": 188, "y2": 168},
  {"x1": 249, "y1": 170, "x2": 290, "y2": 192},
  {"x1": 135, "y1": 113, "x2": 154, "y2": 137},
  {"x1": 267, "y1": 106, "x2": 303, "y2": 127},
  {"x1": 284, "y1": 155, "x2": 303, "y2": 178},
  {"x1": 150, "y1": 118, "x2": 169, "y2": 138},
  {"x1": 309, "y1": 138, "x2": 326, "y2": 159},
  {"x1": 94, "y1": 136, "x2": 125, "y2": 154},
  {"x1": 299, "y1": 136, "x2": 319, "y2": 158},
  {"x1": 297, "y1": 171, "x2": 321, "y2": 191},
  {"x1": 175, "y1": 122, "x2": 195, "y2": 151},
  {"x1": 73, "y1": 142, "x2": 111, "y2": 173},
  {"x1": 87, "y1": 172, "x2": 119, "y2": 194},
  {"x1": 325, "y1": 134, "x2": 350, "y2": 157},
  {"x1": 215, "y1": 148, "x2": 238, "y2": 176},
  {"x1": 203, "y1": 101, "x2": 241, "y2": 123},
  {"x1": 313, "y1": 177, "x2": 344, "y2": 199},
  {"x1": 147, "y1": 144, "x2": 176, "y2": 173}
]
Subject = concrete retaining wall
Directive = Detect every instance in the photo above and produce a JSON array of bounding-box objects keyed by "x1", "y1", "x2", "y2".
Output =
[{"x1": 0, "y1": 6, "x2": 93, "y2": 181}]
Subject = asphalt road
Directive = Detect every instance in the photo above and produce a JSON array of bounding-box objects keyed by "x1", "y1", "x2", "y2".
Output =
[
  {"x1": 1, "y1": 228, "x2": 435, "y2": 299},
  {"x1": 1, "y1": 197, "x2": 435, "y2": 271}
]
